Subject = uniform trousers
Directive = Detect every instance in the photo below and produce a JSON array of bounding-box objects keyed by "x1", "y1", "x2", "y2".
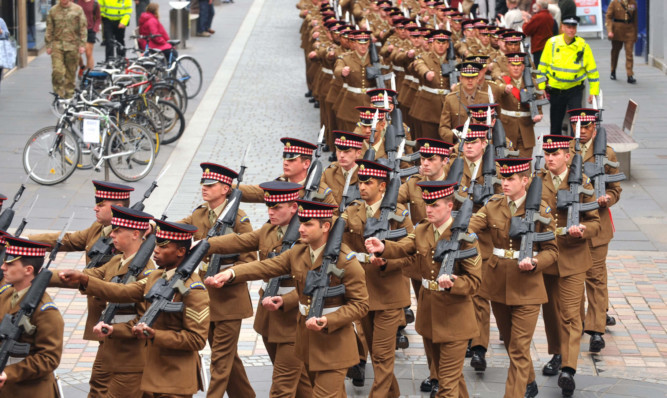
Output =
[
  {"x1": 427, "y1": 338, "x2": 469, "y2": 398},
  {"x1": 102, "y1": 17, "x2": 126, "y2": 61},
  {"x1": 411, "y1": 278, "x2": 437, "y2": 380},
  {"x1": 51, "y1": 48, "x2": 79, "y2": 98},
  {"x1": 360, "y1": 307, "x2": 402, "y2": 397},
  {"x1": 106, "y1": 372, "x2": 144, "y2": 398},
  {"x1": 471, "y1": 294, "x2": 491, "y2": 350},
  {"x1": 610, "y1": 39, "x2": 635, "y2": 76},
  {"x1": 419, "y1": 120, "x2": 441, "y2": 140},
  {"x1": 584, "y1": 243, "x2": 610, "y2": 334},
  {"x1": 546, "y1": 84, "x2": 584, "y2": 134},
  {"x1": 353, "y1": 319, "x2": 369, "y2": 362},
  {"x1": 263, "y1": 336, "x2": 313, "y2": 398},
  {"x1": 88, "y1": 343, "x2": 112, "y2": 398},
  {"x1": 542, "y1": 271, "x2": 586, "y2": 370},
  {"x1": 307, "y1": 368, "x2": 347, "y2": 398},
  {"x1": 491, "y1": 302, "x2": 541, "y2": 398},
  {"x1": 207, "y1": 319, "x2": 255, "y2": 397}
]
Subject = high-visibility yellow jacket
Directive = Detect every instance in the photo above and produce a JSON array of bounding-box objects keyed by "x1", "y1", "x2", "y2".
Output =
[
  {"x1": 99, "y1": 0, "x2": 132, "y2": 27},
  {"x1": 538, "y1": 34, "x2": 600, "y2": 95}
]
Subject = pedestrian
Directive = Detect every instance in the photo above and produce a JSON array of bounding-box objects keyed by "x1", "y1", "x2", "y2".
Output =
[
  {"x1": 45, "y1": 0, "x2": 87, "y2": 99},
  {"x1": 500, "y1": 0, "x2": 524, "y2": 30},
  {"x1": 522, "y1": 0, "x2": 555, "y2": 65},
  {"x1": 135, "y1": 0, "x2": 150, "y2": 25},
  {"x1": 138, "y1": 3, "x2": 177, "y2": 60},
  {"x1": 99, "y1": 0, "x2": 132, "y2": 61},
  {"x1": 74, "y1": 0, "x2": 101, "y2": 76},
  {"x1": 538, "y1": 16, "x2": 600, "y2": 135},
  {"x1": 548, "y1": 0, "x2": 562, "y2": 31},
  {"x1": 605, "y1": 0, "x2": 638, "y2": 83},
  {"x1": 197, "y1": 0, "x2": 215, "y2": 37}
]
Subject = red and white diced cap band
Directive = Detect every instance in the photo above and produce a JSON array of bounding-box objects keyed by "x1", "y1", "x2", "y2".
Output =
[
  {"x1": 4, "y1": 236, "x2": 50, "y2": 258},
  {"x1": 201, "y1": 171, "x2": 233, "y2": 186}
]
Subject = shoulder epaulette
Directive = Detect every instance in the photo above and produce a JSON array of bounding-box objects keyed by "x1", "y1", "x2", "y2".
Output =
[
  {"x1": 0, "y1": 284, "x2": 11, "y2": 295},
  {"x1": 189, "y1": 281, "x2": 206, "y2": 290},
  {"x1": 489, "y1": 194, "x2": 503, "y2": 201},
  {"x1": 40, "y1": 302, "x2": 58, "y2": 311},
  {"x1": 472, "y1": 211, "x2": 486, "y2": 218},
  {"x1": 193, "y1": 203, "x2": 207, "y2": 212}
]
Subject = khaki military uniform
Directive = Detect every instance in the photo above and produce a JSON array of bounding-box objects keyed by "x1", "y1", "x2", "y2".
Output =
[
  {"x1": 341, "y1": 201, "x2": 413, "y2": 397},
  {"x1": 497, "y1": 76, "x2": 542, "y2": 158},
  {"x1": 84, "y1": 268, "x2": 210, "y2": 397},
  {"x1": 605, "y1": 0, "x2": 638, "y2": 77},
  {"x1": 45, "y1": 3, "x2": 87, "y2": 98},
  {"x1": 179, "y1": 203, "x2": 257, "y2": 398},
  {"x1": 322, "y1": 162, "x2": 360, "y2": 205},
  {"x1": 240, "y1": 177, "x2": 338, "y2": 210},
  {"x1": 438, "y1": 87, "x2": 492, "y2": 144},
  {"x1": 334, "y1": 51, "x2": 375, "y2": 131},
  {"x1": 392, "y1": 46, "x2": 422, "y2": 136},
  {"x1": 207, "y1": 222, "x2": 313, "y2": 397},
  {"x1": 231, "y1": 242, "x2": 369, "y2": 397},
  {"x1": 410, "y1": 51, "x2": 452, "y2": 140},
  {"x1": 468, "y1": 194, "x2": 558, "y2": 397},
  {"x1": 0, "y1": 287, "x2": 64, "y2": 398},
  {"x1": 539, "y1": 170, "x2": 600, "y2": 371},
  {"x1": 569, "y1": 143, "x2": 623, "y2": 334}
]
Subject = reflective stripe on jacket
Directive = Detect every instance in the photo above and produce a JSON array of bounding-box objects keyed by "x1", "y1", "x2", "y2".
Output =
[{"x1": 538, "y1": 34, "x2": 600, "y2": 95}]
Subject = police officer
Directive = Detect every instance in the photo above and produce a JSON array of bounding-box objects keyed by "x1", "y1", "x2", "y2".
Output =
[
  {"x1": 605, "y1": 0, "x2": 638, "y2": 83},
  {"x1": 538, "y1": 16, "x2": 600, "y2": 135},
  {"x1": 99, "y1": 0, "x2": 132, "y2": 61}
]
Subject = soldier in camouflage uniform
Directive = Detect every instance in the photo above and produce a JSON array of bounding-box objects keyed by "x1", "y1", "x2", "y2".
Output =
[{"x1": 45, "y1": 0, "x2": 87, "y2": 98}]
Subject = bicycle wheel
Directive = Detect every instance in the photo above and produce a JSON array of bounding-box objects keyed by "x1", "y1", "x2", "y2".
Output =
[
  {"x1": 106, "y1": 122, "x2": 156, "y2": 182},
  {"x1": 23, "y1": 126, "x2": 80, "y2": 185},
  {"x1": 148, "y1": 83, "x2": 186, "y2": 113},
  {"x1": 174, "y1": 55, "x2": 202, "y2": 99},
  {"x1": 123, "y1": 100, "x2": 164, "y2": 155},
  {"x1": 156, "y1": 99, "x2": 186, "y2": 144},
  {"x1": 163, "y1": 77, "x2": 188, "y2": 113}
]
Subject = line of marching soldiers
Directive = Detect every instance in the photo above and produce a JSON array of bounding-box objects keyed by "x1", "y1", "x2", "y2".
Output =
[{"x1": 0, "y1": 7, "x2": 623, "y2": 398}]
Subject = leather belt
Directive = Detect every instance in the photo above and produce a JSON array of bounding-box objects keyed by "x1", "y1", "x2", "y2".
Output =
[
  {"x1": 7, "y1": 357, "x2": 25, "y2": 365},
  {"x1": 613, "y1": 18, "x2": 632, "y2": 23},
  {"x1": 492, "y1": 248, "x2": 537, "y2": 259},
  {"x1": 298, "y1": 303, "x2": 341, "y2": 316},
  {"x1": 422, "y1": 278, "x2": 446, "y2": 291},
  {"x1": 260, "y1": 282, "x2": 296, "y2": 295},
  {"x1": 501, "y1": 109, "x2": 531, "y2": 118},
  {"x1": 111, "y1": 314, "x2": 138, "y2": 324},
  {"x1": 419, "y1": 85, "x2": 450, "y2": 95},
  {"x1": 392, "y1": 65, "x2": 405, "y2": 72},
  {"x1": 346, "y1": 86, "x2": 368, "y2": 94},
  {"x1": 321, "y1": 67, "x2": 333, "y2": 75},
  {"x1": 404, "y1": 75, "x2": 419, "y2": 83}
]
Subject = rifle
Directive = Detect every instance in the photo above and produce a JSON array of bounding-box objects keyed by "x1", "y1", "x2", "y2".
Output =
[
  {"x1": 86, "y1": 235, "x2": 115, "y2": 269},
  {"x1": 303, "y1": 127, "x2": 327, "y2": 201},
  {"x1": 492, "y1": 115, "x2": 519, "y2": 158},
  {"x1": 509, "y1": 165, "x2": 555, "y2": 262},
  {"x1": 519, "y1": 44, "x2": 548, "y2": 119},
  {"x1": 260, "y1": 213, "x2": 301, "y2": 299},
  {"x1": 100, "y1": 234, "x2": 157, "y2": 333},
  {"x1": 556, "y1": 121, "x2": 599, "y2": 232},
  {"x1": 362, "y1": 110, "x2": 380, "y2": 161},
  {"x1": 365, "y1": 32, "x2": 388, "y2": 89},
  {"x1": 0, "y1": 175, "x2": 29, "y2": 231},
  {"x1": 139, "y1": 210, "x2": 224, "y2": 334},
  {"x1": 449, "y1": 118, "x2": 470, "y2": 205},
  {"x1": 130, "y1": 164, "x2": 171, "y2": 211},
  {"x1": 338, "y1": 167, "x2": 359, "y2": 213},
  {"x1": 303, "y1": 216, "x2": 346, "y2": 319},
  {"x1": 440, "y1": 35, "x2": 458, "y2": 87},
  {"x1": 0, "y1": 214, "x2": 73, "y2": 373},
  {"x1": 433, "y1": 174, "x2": 479, "y2": 281},
  {"x1": 472, "y1": 138, "x2": 500, "y2": 205},
  {"x1": 205, "y1": 145, "x2": 252, "y2": 278},
  {"x1": 363, "y1": 141, "x2": 408, "y2": 241},
  {"x1": 13, "y1": 195, "x2": 38, "y2": 237}
]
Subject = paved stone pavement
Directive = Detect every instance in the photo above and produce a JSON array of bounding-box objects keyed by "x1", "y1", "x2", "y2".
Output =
[{"x1": 2, "y1": 0, "x2": 667, "y2": 395}]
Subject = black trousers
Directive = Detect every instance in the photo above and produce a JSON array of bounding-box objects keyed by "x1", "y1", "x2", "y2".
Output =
[
  {"x1": 102, "y1": 17, "x2": 126, "y2": 61},
  {"x1": 547, "y1": 84, "x2": 584, "y2": 135}
]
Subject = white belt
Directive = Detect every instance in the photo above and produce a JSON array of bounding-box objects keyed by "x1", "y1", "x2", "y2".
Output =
[
  {"x1": 7, "y1": 357, "x2": 25, "y2": 365},
  {"x1": 422, "y1": 278, "x2": 446, "y2": 291},
  {"x1": 380, "y1": 64, "x2": 391, "y2": 70},
  {"x1": 298, "y1": 303, "x2": 341, "y2": 316},
  {"x1": 346, "y1": 86, "x2": 368, "y2": 94},
  {"x1": 260, "y1": 282, "x2": 296, "y2": 296},
  {"x1": 419, "y1": 85, "x2": 450, "y2": 95},
  {"x1": 500, "y1": 109, "x2": 531, "y2": 118},
  {"x1": 392, "y1": 65, "x2": 405, "y2": 72},
  {"x1": 321, "y1": 67, "x2": 333, "y2": 75},
  {"x1": 404, "y1": 75, "x2": 418, "y2": 83},
  {"x1": 492, "y1": 248, "x2": 537, "y2": 259},
  {"x1": 111, "y1": 314, "x2": 137, "y2": 324}
]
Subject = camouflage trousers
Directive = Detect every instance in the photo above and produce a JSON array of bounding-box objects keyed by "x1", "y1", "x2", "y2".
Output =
[{"x1": 51, "y1": 48, "x2": 79, "y2": 98}]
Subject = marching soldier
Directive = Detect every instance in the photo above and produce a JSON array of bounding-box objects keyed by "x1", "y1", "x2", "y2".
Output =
[
  {"x1": 366, "y1": 180, "x2": 482, "y2": 398},
  {"x1": 606, "y1": 0, "x2": 638, "y2": 83},
  {"x1": 238, "y1": 138, "x2": 337, "y2": 207},
  {"x1": 538, "y1": 134, "x2": 600, "y2": 397},
  {"x1": 467, "y1": 158, "x2": 558, "y2": 398},
  {"x1": 497, "y1": 52, "x2": 545, "y2": 158},
  {"x1": 392, "y1": 25, "x2": 426, "y2": 136},
  {"x1": 363, "y1": 88, "x2": 417, "y2": 159},
  {"x1": 355, "y1": 106, "x2": 391, "y2": 160},
  {"x1": 566, "y1": 109, "x2": 623, "y2": 353},
  {"x1": 28, "y1": 180, "x2": 134, "y2": 396},
  {"x1": 206, "y1": 181, "x2": 313, "y2": 397},
  {"x1": 340, "y1": 159, "x2": 414, "y2": 397},
  {"x1": 59, "y1": 220, "x2": 210, "y2": 398},
  {"x1": 55, "y1": 206, "x2": 155, "y2": 397},
  {"x1": 207, "y1": 200, "x2": 369, "y2": 397},
  {"x1": 489, "y1": 31, "x2": 525, "y2": 81},
  {"x1": 411, "y1": 30, "x2": 454, "y2": 140},
  {"x1": 322, "y1": 131, "x2": 365, "y2": 203},
  {"x1": 0, "y1": 237, "x2": 64, "y2": 397},
  {"x1": 179, "y1": 162, "x2": 257, "y2": 398},
  {"x1": 438, "y1": 61, "x2": 493, "y2": 144}
]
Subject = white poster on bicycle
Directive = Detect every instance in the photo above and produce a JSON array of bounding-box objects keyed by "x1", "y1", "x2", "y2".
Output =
[{"x1": 83, "y1": 119, "x2": 101, "y2": 143}]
